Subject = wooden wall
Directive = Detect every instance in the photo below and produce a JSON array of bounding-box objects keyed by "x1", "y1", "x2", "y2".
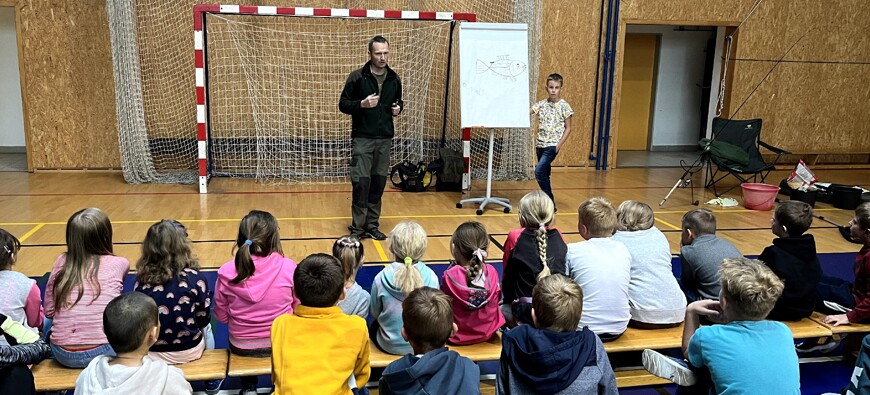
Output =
[{"x1": 11, "y1": 0, "x2": 870, "y2": 169}]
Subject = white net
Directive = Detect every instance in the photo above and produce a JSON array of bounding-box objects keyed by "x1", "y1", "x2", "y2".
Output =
[{"x1": 107, "y1": 1, "x2": 542, "y2": 186}]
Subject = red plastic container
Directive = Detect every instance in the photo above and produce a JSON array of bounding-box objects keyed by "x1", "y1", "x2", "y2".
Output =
[{"x1": 741, "y1": 183, "x2": 780, "y2": 211}]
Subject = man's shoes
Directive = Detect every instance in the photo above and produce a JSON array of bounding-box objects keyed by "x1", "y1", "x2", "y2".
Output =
[
  {"x1": 348, "y1": 226, "x2": 370, "y2": 239},
  {"x1": 365, "y1": 228, "x2": 387, "y2": 240},
  {"x1": 642, "y1": 349, "x2": 698, "y2": 386},
  {"x1": 796, "y1": 336, "x2": 842, "y2": 354}
]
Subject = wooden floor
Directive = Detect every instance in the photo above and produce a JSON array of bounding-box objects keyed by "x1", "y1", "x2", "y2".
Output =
[{"x1": 3, "y1": 167, "x2": 868, "y2": 277}]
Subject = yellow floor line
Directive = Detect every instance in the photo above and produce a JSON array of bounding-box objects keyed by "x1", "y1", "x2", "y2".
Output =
[
  {"x1": 18, "y1": 223, "x2": 45, "y2": 242},
  {"x1": 655, "y1": 217, "x2": 681, "y2": 230},
  {"x1": 372, "y1": 239, "x2": 389, "y2": 262}
]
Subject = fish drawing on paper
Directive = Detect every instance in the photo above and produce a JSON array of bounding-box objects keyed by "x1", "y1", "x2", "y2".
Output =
[{"x1": 475, "y1": 55, "x2": 527, "y2": 81}]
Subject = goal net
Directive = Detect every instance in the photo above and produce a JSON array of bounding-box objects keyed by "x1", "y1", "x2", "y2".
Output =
[{"x1": 107, "y1": 1, "x2": 542, "y2": 189}]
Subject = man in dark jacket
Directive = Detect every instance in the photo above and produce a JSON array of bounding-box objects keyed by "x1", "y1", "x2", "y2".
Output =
[{"x1": 339, "y1": 35, "x2": 403, "y2": 240}]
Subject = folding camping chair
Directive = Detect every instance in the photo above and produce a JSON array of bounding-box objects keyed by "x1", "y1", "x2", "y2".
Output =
[{"x1": 704, "y1": 117, "x2": 790, "y2": 197}]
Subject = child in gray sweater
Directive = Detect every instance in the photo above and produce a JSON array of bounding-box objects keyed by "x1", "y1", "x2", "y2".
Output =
[
  {"x1": 333, "y1": 236, "x2": 371, "y2": 318},
  {"x1": 679, "y1": 209, "x2": 742, "y2": 302}
]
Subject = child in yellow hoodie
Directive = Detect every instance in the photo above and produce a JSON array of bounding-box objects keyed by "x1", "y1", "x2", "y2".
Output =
[{"x1": 271, "y1": 253, "x2": 371, "y2": 394}]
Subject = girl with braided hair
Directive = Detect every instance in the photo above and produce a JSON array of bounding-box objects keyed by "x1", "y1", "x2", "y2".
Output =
[
  {"x1": 501, "y1": 191, "x2": 567, "y2": 328},
  {"x1": 441, "y1": 222, "x2": 504, "y2": 344}
]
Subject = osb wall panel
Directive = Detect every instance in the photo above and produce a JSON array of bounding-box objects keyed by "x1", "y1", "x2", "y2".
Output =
[
  {"x1": 18, "y1": 0, "x2": 119, "y2": 169},
  {"x1": 606, "y1": 0, "x2": 870, "y2": 167},
  {"x1": 539, "y1": 0, "x2": 602, "y2": 167}
]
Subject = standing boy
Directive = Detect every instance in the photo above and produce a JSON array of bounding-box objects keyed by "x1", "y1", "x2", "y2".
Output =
[
  {"x1": 497, "y1": 274, "x2": 617, "y2": 394},
  {"x1": 339, "y1": 35, "x2": 403, "y2": 241},
  {"x1": 530, "y1": 73, "x2": 573, "y2": 208},
  {"x1": 379, "y1": 287, "x2": 480, "y2": 395},
  {"x1": 679, "y1": 208, "x2": 742, "y2": 302},
  {"x1": 271, "y1": 253, "x2": 370, "y2": 394}
]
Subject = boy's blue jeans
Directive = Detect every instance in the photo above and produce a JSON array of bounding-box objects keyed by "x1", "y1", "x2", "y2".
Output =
[{"x1": 535, "y1": 146, "x2": 558, "y2": 204}]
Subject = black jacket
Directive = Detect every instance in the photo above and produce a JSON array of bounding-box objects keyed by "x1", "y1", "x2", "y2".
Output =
[
  {"x1": 760, "y1": 234, "x2": 822, "y2": 321},
  {"x1": 338, "y1": 61, "x2": 403, "y2": 139}
]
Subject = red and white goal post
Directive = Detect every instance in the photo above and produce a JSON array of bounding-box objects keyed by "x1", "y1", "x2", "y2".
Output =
[{"x1": 193, "y1": 4, "x2": 476, "y2": 193}]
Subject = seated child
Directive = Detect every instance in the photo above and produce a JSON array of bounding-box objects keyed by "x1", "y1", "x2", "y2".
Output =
[
  {"x1": 612, "y1": 200, "x2": 686, "y2": 328},
  {"x1": 0, "y1": 313, "x2": 52, "y2": 395},
  {"x1": 333, "y1": 236, "x2": 371, "y2": 318},
  {"x1": 566, "y1": 197, "x2": 631, "y2": 340},
  {"x1": 214, "y1": 210, "x2": 297, "y2": 393},
  {"x1": 0, "y1": 228, "x2": 43, "y2": 345},
  {"x1": 441, "y1": 221, "x2": 504, "y2": 344},
  {"x1": 76, "y1": 292, "x2": 193, "y2": 395},
  {"x1": 379, "y1": 287, "x2": 480, "y2": 394},
  {"x1": 45, "y1": 208, "x2": 130, "y2": 368},
  {"x1": 679, "y1": 208, "x2": 742, "y2": 302},
  {"x1": 643, "y1": 258, "x2": 799, "y2": 393},
  {"x1": 271, "y1": 253, "x2": 370, "y2": 394},
  {"x1": 497, "y1": 274, "x2": 617, "y2": 395},
  {"x1": 760, "y1": 200, "x2": 822, "y2": 321},
  {"x1": 501, "y1": 190, "x2": 567, "y2": 327},
  {"x1": 803, "y1": 202, "x2": 870, "y2": 353},
  {"x1": 371, "y1": 221, "x2": 439, "y2": 355}
]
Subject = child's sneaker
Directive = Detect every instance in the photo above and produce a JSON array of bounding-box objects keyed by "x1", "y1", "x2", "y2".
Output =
[
  {"x1": 205, "y1": 378, "x2": 223, "y2": 394},
  {"x1": 796, "y1": 336, "x2": 842, "y2": 354},
  {"x1": 642, "y1": 349, "x2": 698, "y2": 386}
]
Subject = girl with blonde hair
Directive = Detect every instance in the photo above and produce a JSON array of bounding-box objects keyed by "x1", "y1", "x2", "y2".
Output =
[
  {"x1": 370, "y1": 221, "x2": 438, "y2": 354},
  {"x1": 45, "y1": 208, "x2": 130, "y2": 368},
  {"x1": 501, "y1": 190, "x2": 568, "y2": 327}
]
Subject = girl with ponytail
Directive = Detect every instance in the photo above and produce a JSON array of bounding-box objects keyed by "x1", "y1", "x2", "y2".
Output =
[
  {"x1": 441, "y1": 222, "x2": 505, "y2": 344},
  {"x1": 501, "y1": 191, "x2": 567, "y2": 327},
  {"x1": 370, "y1": 221, "x2": 438, "y2": 355},
  {"x1": 214, "y1": 210, "x2": 297, "y2": 394},
  {"x1": 333, "y1": 236, "x2": 370, "y2": 318}
]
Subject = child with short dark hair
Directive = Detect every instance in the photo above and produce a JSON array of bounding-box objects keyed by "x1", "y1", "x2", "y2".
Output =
[
  {"x1": 0, "y1": 228, "x2": 43, "y2": 346},
  {"x1": 271, "y1": 253, "x2": 370, "y2": 394},
  {"x1": 75, "y1": 292, "x2": 192, "y2": 395},
  {"x1": 566, "y1": 197, "x2": 631, "y2": 340},
  {"x1": 679, "y1": 208, "x2": 742, "y2": 302},
  {"x1": 501, "y1": 190, "x2": 567, "y2": 327},
  {"x1": 45, "y1": 208, "x2": 130, "y2": 368},
  {"x1": 643, "y1": 258, "x2": 799, "y2": 393},
  {"x1": 497, "y1": 274, "x2": 617, "y2": 394},
  {"x1": 441, "y1": 221, "x2": 504, "y2": 344},
  {"x1": 333, "y1": 236, "x2": 370, "y2": 318},
  {"x1": 379, "y1": 287, "x2": 480, "y2": 394},
  {"x1": 760, "y1": 200, "x2": 822, "y2": 320},
  {"x1": 370, "y1": 221, "x2": 439, "y2": 355},
  {"x1": 530, "y1": 73, "x2": 574, "y2": 207},
  {"x1": 215, "y1": 210, "x2": 298, "y2": 394}
]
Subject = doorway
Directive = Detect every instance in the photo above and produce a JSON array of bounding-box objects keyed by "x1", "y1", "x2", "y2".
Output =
[
  {"x1": 0, "y1": 6, "x2": 26, "y2": 171},
  {"x1": 616, "y1": 25, "x2": 722, "y2": 168}
]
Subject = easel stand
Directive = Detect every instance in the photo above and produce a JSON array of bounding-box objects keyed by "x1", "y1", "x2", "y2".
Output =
[{"x1": 457, "y1": 128, "x2": 512, "y2": 215}]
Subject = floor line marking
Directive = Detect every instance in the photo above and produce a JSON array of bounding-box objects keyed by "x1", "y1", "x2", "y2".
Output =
[
  {"x1": 372, "y1": 240, "x2": 389, "y2": 262},
  {"x1": 655, "y1": 218, "x2": 681, "y2": 230},
  {"x1": 18, "y1": 224, "x2": 45, "y2": 242}
]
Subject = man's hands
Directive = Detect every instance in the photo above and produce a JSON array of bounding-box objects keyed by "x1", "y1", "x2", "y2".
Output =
[
  {"x1": 391, "y1": 102, "x2": 401, "y2": 116},
  {"x1": 688, "y1": 299, "x2": 725, "y2": 323},
  {"x1": 361, "y1": 93, "x2": 380, "y2": 109},
  {"x1": 824, "y1": 314, "x2": 850, "y2": 326}
]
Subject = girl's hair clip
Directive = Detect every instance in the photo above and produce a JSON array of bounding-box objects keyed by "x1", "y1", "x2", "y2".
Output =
[
  {"x1": 2, "y1": 245, "x2": 10, "y2": 255},
  {"x1": 403, "y1": 256, "x2": 413, "y2": 265},
  {"x1": 244, "y1": 239, "x2": 253, "y2": 246}
]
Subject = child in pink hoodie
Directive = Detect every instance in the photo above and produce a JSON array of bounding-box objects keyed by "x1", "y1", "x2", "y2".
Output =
[
  {"x1": 441, "y1": 222, "x2": 504, "y2": 345},
  {"x1": 214, "y1": 210, "x2": 297, "y2": 394}
]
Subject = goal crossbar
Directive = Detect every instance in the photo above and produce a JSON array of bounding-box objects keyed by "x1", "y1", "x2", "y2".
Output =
[{"x1": 193, "y1": 4, "x2": 477, "y2": 193}]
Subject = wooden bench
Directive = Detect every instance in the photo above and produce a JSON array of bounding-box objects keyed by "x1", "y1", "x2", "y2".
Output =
[
  {"x1": 809, "y1": 312, "x2": 870, "y2": 334},
  {"x1": 783, "y1": 316, "x2": 835, "y2": 338},
  {"x1": 33, "y1": 349, "x2": 229, "y2": 392}
]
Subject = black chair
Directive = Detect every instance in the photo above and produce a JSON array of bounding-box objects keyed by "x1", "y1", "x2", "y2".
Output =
[{"x1": 704, "y1": 117, "x2": 790, "y2": 197}]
